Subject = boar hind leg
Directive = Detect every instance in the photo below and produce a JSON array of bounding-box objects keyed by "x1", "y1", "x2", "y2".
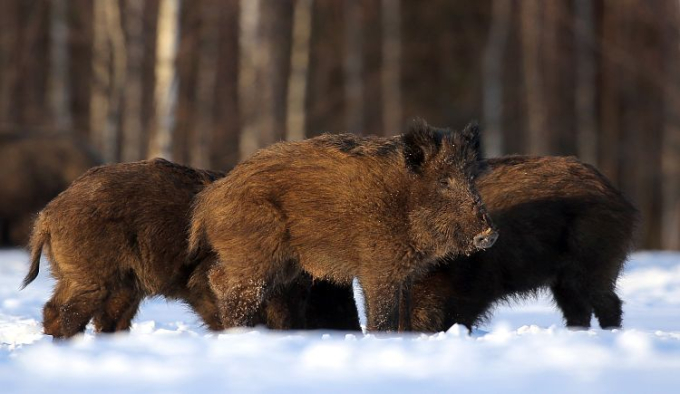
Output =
[
  {"x1": 550, "y1": 278, "x2": 593, "y2": 329},
  {"x1": 590, "y1": 289, "x2": 622, "y2": 329},
  {"x1": 208, "y1": 263, "x2": 269, "y2": 328},
  {"x1": 361, "y1": 278, "x2": 401, "y2": 332},
  {"x1": 185, "y1": 289, "x2": 223, "y2": 331},
  {"x1": 46, "y1": 280, "x2": 108, "y2": 338},
  {"x1": 94, "y1": 288, "x2": 143, "y2": 333}
]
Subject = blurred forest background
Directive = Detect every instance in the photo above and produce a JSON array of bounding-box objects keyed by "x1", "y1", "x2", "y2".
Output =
[{"x1": 0, "y1": 0, "x2": 679, "y2": 250}]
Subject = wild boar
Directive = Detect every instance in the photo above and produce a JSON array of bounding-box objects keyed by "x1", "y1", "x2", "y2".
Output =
[
  {"x1": 189, "y1": 120, "x2": 497, "y2": 332},
  {"x1": 0, "y1": 132, "x2": 100, "y2": 246},
  {"x1": 22, "y1": 158, "x2": 227, "y2": 338},
  {"x1": 408, "y1": 155, "x2": 638, "y2": 331}
]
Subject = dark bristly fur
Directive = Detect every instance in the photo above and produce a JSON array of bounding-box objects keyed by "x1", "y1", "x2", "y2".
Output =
[
  {"x1": 0, "y1": 133, "x2": 101, "y2": 247},
  {"x1": 22, "y1": 159, "x2": 228, "y2": 339},
  {"x1": 189, "y1": 120, "x2": 496, "y2": 332},
  {"x1": 408, "y1": 155, "x2": 639, "y2": 332}
]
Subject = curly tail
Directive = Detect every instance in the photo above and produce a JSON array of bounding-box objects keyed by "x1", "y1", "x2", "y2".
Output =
[{"x1": 21, "y1": 211, "x2": 50, "y2": 289}]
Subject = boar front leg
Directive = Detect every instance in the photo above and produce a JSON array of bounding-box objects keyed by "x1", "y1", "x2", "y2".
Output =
[{"x1": 360, "y1": 277, "x2": 401, "y2": 332}]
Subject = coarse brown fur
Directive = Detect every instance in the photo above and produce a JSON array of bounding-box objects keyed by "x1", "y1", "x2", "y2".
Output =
[
  {"x1": 0, "y1": 133, "x2": 101, "y2": 246},
  {"x1": 22, "y1": 159, "x2": 227, "y2": 338},
  {"x1": 408, "y1": 155, "x2": 639, "y2": 331},
  {"x1": 189, "y1": 120, "x2": 497, "y2": 332}
]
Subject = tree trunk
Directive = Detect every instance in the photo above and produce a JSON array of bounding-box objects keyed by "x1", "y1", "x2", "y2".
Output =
[
  {"x1": 344, "y1": 0, "x2": 364, "y2": 134},
  {"x1": 68, "y1": 0, "x2": 94, "y2": 139},
  {"x1": 49, "y1": 0, "x2": 72, "y2": 132},
  {"x1": 0, "y1": 1, "x2": 19, "y2": 130},
  {"x1": 211, "y1": 0, "x2": 241, "y2": 170},
  {"x1": 574, "y1": 0, "x2": 598, "y2": 165},
  {"x1": 121, "y1": 0, "x2": 146, "y2": 162},
  {"x1": 380, "y1": 0, "x2": 400, "y2": 136},
  {"x1": 148, "y1": 0, "x2": 180, "y2": 160},
  {"x1": 482, "y1": 0, "x2": 511, "y2": 157},
  {"x1": 286, "y1": 0, "x2": 312, "y2": 142},
  {"x1": 305, "y1": 0, "x2": 346, "y2": 137},
  {"x1": 661, "y1": 0, "x2": 680, "y2": 250},
  {"x1": 520, "y1": 0, "x2": 547, "y2": 155},
  {"x1": 190, "y1": 0, "x2": 221, "y2": 169}
]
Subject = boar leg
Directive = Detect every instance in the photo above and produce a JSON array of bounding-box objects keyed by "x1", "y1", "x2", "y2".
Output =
[
  {"x1": 93, "y1": 288, "x2": 143, "y2": 333},
  {"x1": 590, "y1": 289, "x2": 623, "y2": 329},
  {"x1": 261, "y1": 277, "x2": 311, "y2": 330},
  {"x1": 208, "y1": 264, "x2": 268, "y2": 328},
  {"x1": 360, "y1": 277, "x2": 401, "y2": 332},
  {"x1": 45, "y1": 279, "x2": 108, "y2": 338},
  {"x1": 550, "y1": 277, "x2": 593, "y2": 328},
  {"x1": 184, "y1": 288, "x2": 223, "y2": 331}
]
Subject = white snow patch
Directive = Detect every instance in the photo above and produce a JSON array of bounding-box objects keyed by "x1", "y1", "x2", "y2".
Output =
[{"x1": 0, "y1": 249, "x2": 679, "y2": 393}]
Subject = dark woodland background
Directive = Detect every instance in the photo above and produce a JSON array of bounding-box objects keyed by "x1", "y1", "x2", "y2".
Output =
[{"x1": 0, "y1": 0, "x2": 679, "y2": 250}]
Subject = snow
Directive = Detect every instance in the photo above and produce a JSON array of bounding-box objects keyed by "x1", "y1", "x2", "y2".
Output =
[{"x1": 1, "y1": 249, "x2": 680, "y2": 393}]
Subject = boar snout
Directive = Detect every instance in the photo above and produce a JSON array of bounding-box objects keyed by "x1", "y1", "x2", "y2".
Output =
[{"x1": 473, "y1": 228, "x2": 498, "y2": 250}]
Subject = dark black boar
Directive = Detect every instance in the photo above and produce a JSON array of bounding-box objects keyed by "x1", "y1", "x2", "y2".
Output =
[
  {"x1": 189, "y1": 120, "x2": 497, "y2": 332},
  {"x1": 408, "y1": 155, "x2": 638, "y2": 331},
  {"x1": 0, "y1": 133, "x2": 100, "y2": 246},
  {"x1": 22, "y1": 159, "x2": 227, "y2": 338}
]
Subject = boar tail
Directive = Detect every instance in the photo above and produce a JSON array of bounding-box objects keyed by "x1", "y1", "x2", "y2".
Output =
[
  {"x1": 22, "y1": 212, "x2": 49, "y2": 289},
  {"x1": 187, "y1": 207, "x2": 208, "y2": 264}
]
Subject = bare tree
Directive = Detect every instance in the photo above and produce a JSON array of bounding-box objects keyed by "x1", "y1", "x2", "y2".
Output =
[
  {"x1": 520, "y1": 0, "x2": 547, "y2": 155},
  {"x1": 574, "y1": 0, "x2": 597, "y2": 165},
  {"x1": 191, "y1": 0, "x2": 221, "y2": 169},
  {"x1": 381, "y1": 0, "x2": 401, "y2": 136},
  {"x1": 211, "y1": 0, "x2": 241, "y2": 170},
  {"x1": 90, "y1": 0, "x2": 111, "y2": 158},
  {"x1": 49, "y1": 0, "x2": 72, "y2": 132},
  {"x1": 482, "y1": 0, "x2": 511, "y2": 157},
  {"x1": 661, "y1": 0, "x2": 680, "y2": 249},
  {"x1": 286, "y1": 0, "x2": 313, "y2": 141},
  {"x1": 68, "y1": 0, "x2": 94, "y2": 139},
  {"x1": 344, "y1": 0, "x2": 364, "y2": 134},
  {"x1": 148, "y1": 0, "x2": 180, "y2": 160},
  {"x1": 0, "y1": 1, "x2": 19, "y2": 130},
  {"x1": 305, "y1": 0, "x2": 346, "y2": 137},
  {"x1": 121, "y1": 0, "x2": 146, "y2": 162}
]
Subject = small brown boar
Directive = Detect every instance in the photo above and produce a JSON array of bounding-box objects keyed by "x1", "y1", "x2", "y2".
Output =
[
  {"x1": 408, "y1": 155, "x2": 639, "y2": 332},
  {"x1": 0, "y1": 133, "x2": 101, "y2": 246},
  {"x1": 22, "y1": 158, "x2": 227, "y2": 338},
  {"x1": 189, "y1": 120, "x2": 498, "y2": 332}
]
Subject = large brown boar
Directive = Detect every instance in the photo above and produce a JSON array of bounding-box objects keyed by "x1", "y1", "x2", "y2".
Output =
[
  {"x1": 408, "y1": 155, "x2": 639, "y2": 332},
  {"x1": 0, "y1": 133, "x2": 101, "y2": 246},
  {"x1": 22, "y1": 159, "x2": 227, "y2": 338},
  {"x1": 189, "y1": 120, "x2": 498, "y2": 332}
]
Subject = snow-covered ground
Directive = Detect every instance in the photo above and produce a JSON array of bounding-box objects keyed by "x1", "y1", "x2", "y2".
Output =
[{"x1": 1, "y1": 249, "x2": 680, "y2": 393}]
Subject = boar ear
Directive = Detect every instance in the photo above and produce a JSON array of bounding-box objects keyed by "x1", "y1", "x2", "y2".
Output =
[
  {"x1": 403, "y1": 118, "x2": 441, "y2": 172},
  {"x1": 461, "y1": 121, "x2": 482, "y2": 159}
]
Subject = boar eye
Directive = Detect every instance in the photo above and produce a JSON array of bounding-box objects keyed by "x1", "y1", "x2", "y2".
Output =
[{"x1": 438, "y1": 178, "x2": 450, "y2": 188}]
